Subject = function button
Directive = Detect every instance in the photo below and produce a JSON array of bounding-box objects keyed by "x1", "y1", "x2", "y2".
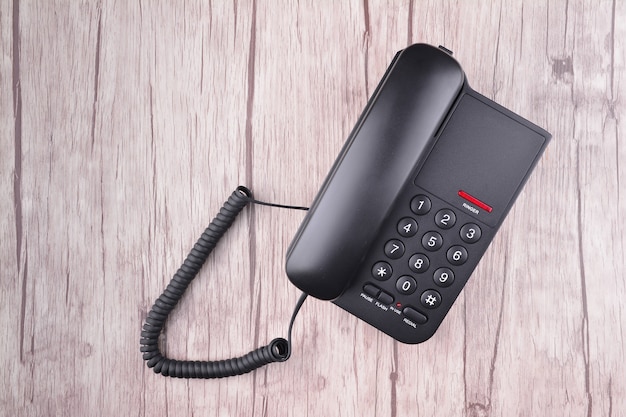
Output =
[
  {"x1": 377, "y1": 290, "x2": 394, "y2": 305},
  {"x1": 372, "y1": 261, "x2": 392, "y2": 281},
  {"x1": 434, "y1": 209, "x2": 457, "y2": 229},
  {"x1": 397, "y1": 217, "x2": 418, "y2": 237},
  {"x1": 362, "y1": 284, "x2": 394, "y2": 304},
  {"x1": 446, "y1": 245, "x2": 468, "y2": 266},
  {"x1": 384, "y1": 239, "x2": 405, "y2": 259},
  {"x1": 460, "y1": 223, "x2": 482, "y2": 243},
  {"x1": 410, "y1": 195, "x2": 432, "y2": 215},
  {"x1": 408, "y1": 253, "x2": 430, "y2": 273},
  {"x1": 402, "y1": 306, "x2": 428, "y2": 324},
  {"x1": 420, "y1": 290, "x2": 442, "y2": 309},
  {"x1": 363, "y1": 284, "x2": 381, "y2": 298},
  {"x1": 422, "y1": 231, "x2": 443, "y2": 251},
  {"x1": 433, "y1": 267, "x2": 455, "y2": 287},
  {"x1": 395, "y1": 275, "x2": 417, "y2": 295}
]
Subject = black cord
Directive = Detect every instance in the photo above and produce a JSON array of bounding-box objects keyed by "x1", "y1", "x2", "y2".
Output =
[
  {"x1": 140, "y1": 186, "x2": 308, "y2": 378},
  {"x1": 249, "y1": 198, "x2": 310, "y2": 211}
]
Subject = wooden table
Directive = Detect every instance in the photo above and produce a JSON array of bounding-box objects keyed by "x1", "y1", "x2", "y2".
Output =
[{"x1": 3, "y1": 1, "x2": 624, "y2": 415}]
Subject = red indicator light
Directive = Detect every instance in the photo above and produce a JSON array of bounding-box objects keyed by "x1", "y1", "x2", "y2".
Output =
[
  {"x1": 458, "y1": 190, "x2": 493, "y2": 213},
  {"x1": 396, "y1": 302, "x2": 402, "y2": 308}
]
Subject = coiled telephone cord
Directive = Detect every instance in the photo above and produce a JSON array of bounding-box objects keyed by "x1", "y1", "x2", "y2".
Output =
[{"x1": 139, "y1": 186, "x2": 308, "y2": 378}]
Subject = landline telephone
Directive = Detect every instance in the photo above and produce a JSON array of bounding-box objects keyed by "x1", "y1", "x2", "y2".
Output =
[{"x1": 140, "y1": 43, "x2": 551, "y2": 378}]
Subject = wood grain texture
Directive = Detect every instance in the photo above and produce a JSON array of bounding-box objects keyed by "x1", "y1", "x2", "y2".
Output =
[{"x1": 2, "y1": 0, "x2": 624, "y2": 415}]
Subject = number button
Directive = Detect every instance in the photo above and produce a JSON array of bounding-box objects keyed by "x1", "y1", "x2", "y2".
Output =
[
  {"x1": 433, "y1": 267, "x2": 455, "y2": 287},
  {"x1": 384, "y1": 239, "x2": 405, "y2": 259},
  {"x1": 435, "y1": 209, "x2": 456, "y2": 229},
  {"x1": 446, "y1": 245, "x2": 468, "y2": 266},
  {"x1": 408, "y1": 253, "x2": 430, "y2": 273},
  {"x1": 410, "y1": 195, "x2": 432, "y2": 215},
  {"x1": 396, "y1": 275, "x2": 417, "y2": 295},
  {"x1": 460, "y1": 223, "x2": 482, "y2": 243},
  {"x1": 397, "y1": 217, "x2": 418, "y2": 237},
  {"x1": 372, "y1": 261, "x2": 392, "y2": 281},
  {"x1": 421, "y1": 231, "x2": 443, "y2": 251},
  {"x1": 420, "y1": 290, "x2": 442, "y2": 309}
]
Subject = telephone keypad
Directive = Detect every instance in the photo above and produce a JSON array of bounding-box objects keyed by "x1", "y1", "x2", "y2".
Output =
[
  {"x1": 355, "y1": 188, "x2": 492, "y2": 343},
  {"x1": 365, "y1": 189, "x2": 491, "y2": 337}
]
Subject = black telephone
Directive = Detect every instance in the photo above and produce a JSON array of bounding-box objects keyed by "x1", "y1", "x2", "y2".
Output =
[
  {"x1": 285, "y1": 43, "x2": 551, "y2": 344},
  {"x1": 141, "y1": 43, "x2": 551, "y2": 378}
]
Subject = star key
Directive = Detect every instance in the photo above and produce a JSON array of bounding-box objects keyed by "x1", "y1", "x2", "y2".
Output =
[{"x1": 371, "y1": 261, "x2": 392, "y2": 281}]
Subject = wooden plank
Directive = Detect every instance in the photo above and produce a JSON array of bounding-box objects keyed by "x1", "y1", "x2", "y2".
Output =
[{"x1": 1, "y1": 0, "x2": 625, "y2": 416}]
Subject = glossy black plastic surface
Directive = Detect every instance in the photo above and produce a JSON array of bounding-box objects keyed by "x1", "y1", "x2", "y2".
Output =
[{"x1": 286, "y1": 44, "x2": 465, "y2": 300}]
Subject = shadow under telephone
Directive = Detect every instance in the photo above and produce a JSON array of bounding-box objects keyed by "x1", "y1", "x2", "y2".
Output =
[{"x1": 140, "y1": 44, "x2": 551, "y2": 378}]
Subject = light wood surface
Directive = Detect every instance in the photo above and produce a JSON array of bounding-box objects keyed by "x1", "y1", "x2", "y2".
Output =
[{"x1": 2, "y1": 1, "x2": 625, "y2": 415}]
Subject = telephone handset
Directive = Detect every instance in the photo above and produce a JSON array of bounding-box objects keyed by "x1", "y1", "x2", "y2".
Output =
[{"x1": 286, "y1": 44, "x2": 551, "y2": 344}]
